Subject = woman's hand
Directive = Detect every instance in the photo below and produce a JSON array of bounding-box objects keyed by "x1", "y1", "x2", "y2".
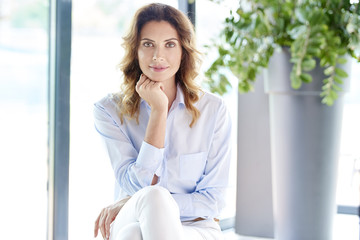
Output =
[
  {"x1": 136, "y1": 74, "x2": 168, "y2": 111},
  {"x1": 94, "y1": 196, "x2": 131, "y2": 240}
]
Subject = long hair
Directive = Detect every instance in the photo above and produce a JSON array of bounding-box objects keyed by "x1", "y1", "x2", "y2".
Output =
[{"x1": 117, "y1": 3, "x2": 202, "y2": 127}]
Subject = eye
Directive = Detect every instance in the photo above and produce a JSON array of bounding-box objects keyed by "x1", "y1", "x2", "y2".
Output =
[
  {"x1": 166, "y1": 42, "x2": 176, "y2": 48},
  {"x1": 143, "y1": 42, "x2": 154, "y2": 47}
]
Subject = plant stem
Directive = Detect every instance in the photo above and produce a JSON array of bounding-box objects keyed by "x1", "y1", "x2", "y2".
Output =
[
  {"x1": 296, "y1": 25, "x2": 311, "y2": 76},
  {"x1": 323, "y1": 65, "x2": 336, "y2": 102}
]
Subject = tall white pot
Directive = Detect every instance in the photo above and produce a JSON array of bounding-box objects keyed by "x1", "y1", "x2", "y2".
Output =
[{"x1": 264, "y1": 48, "x2": 351, "y2": 240}]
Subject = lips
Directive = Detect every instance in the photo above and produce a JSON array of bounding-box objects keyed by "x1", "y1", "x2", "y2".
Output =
[{"x1": 150, "y1": 65, "x2": 169, "y2": 72}]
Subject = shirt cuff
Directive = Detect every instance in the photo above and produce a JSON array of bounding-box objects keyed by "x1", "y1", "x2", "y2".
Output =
[{"x1": 136, "y1": 141, "x2": 164, "y2": 175}]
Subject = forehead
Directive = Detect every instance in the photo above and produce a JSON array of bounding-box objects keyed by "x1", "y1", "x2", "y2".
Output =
[{"x1": 140, "y1": 20, "x2": 179, "y2": 40}]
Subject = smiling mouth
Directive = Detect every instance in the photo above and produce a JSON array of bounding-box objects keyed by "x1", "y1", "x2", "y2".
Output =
[{"x1": 150, "y1": 66, "x2": 169, "y2": 72}]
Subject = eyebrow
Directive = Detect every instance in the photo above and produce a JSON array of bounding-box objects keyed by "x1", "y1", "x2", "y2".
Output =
[{"x1": 140, "y1": 37, "x2": 179, "y2": 42}]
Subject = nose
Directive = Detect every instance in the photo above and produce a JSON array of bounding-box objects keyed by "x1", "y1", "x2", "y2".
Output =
[{"x1": 152, "y1": 47, "x2": 164, "y2": 62}]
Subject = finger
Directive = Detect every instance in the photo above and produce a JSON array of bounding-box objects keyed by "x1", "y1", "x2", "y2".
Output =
[
  {"x1": 142, "y1": 79, "x2": 154, "y2": 89},
  {"x1": 136, "y1": 74, "x2": 148, "y2": 87},
  {"x1": 94, "y1": 214, "x2": 101, "y2": 237},
  {"x1": 136, "y1": 74, "x2": 145, "y2": 91},
  {"x1": 104, "y1": 213, "x2": 114, "y2": 240},
  {"x1": 138, "y1": 74, "x2": 145, "y2": 83},
  {"x1": 157, "y1": 82, "x2": 165, "y2": 91},
  {"x1": 136, "y1": 76, "x2": 154, "y2": 93},
  {"x1": 99, "y1": 210, "x2": 108, "y2": 239},
  {"x1": 141, "y1": 74, "x2": 155, "y2": 86},
  {"x1": 137, "y1": 79, "x2": 152, "y2": 94}
]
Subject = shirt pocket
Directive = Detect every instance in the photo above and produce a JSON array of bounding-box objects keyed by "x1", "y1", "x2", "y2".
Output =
[{"x1": 179, "y1": 152, "x2": 207, "y2": 182}]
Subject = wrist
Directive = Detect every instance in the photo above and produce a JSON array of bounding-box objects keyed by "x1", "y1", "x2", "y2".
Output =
[{"x1": 150, "y1": 106, "x2": 168, "y2": 116}]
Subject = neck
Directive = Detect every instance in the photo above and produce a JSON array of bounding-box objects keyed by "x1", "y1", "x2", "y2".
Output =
[{"x1": 162, "y1": 79, "x2": 177, "y2": 111}]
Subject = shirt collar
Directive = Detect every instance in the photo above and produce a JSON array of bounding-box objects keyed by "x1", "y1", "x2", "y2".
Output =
[{"x1": 173, "y1": 84, "x2": 185, "y2": 108}]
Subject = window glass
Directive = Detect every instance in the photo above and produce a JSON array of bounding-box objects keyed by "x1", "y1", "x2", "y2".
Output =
[
  {"x1": 337, "y1": 59, "x2": 360, "y2": 208},
  {"x1": 0, "y1": 0, "x2": 48, "y2": 239},
  {"x1": 69, "y1": 1, "x2": 178, "y2": 239}
]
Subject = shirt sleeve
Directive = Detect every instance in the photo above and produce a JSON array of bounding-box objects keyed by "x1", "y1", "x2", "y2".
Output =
[
  {"x1": 172, "y1": 100, "x2": 232, "y2": 219},
  {"x1": 93, "y1": 100, "x2": 164, "y2": 196}
]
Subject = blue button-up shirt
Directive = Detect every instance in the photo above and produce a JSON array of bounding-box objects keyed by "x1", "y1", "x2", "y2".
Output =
[{"x1": 94, "y1": 85, "x2": 232, "y2": 221}]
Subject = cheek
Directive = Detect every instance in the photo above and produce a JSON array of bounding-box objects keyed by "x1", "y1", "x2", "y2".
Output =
[
  {"x1": 167, "y1": 48, "x2": 182, "y2": 63},
  {"x1": 137, "y1": 50, "x2": 145, "y2": 61},
  {"x1": 172, "y1": 50, "x2": 182, "y2": 66},
  {"x1": 137, "y1": 50, "x2": 148, "y2": 72}
]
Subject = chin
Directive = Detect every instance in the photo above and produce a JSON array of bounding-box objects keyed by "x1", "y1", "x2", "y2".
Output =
[{"x1": 147, "y1": 73, "x2": 175, "y2": 82}]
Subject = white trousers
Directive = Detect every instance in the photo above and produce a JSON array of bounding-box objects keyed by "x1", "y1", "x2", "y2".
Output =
[{"x1": 109, "y1": 186, "x2": 223, "y2": 240}]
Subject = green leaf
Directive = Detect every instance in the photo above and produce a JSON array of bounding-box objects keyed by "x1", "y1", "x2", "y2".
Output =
[
  {"x1": 288, "y1": 25, "x2": 307, "y2": 39},
  {"x1": 306, "y1": 47, "x2": 321, "y2": 56},
  {"x1": 302, "y1": 59, "x2": 316, "y2": 71},
  {"x1": 321, "y1": 95, "x2": 334, "y2": 106},
  {"x1": 295, "y1": 7, "x2": 307, "y2": 24},
  {"x1": 225, "y1": 30, "x2": 234, "y2": 41},
  {"x1": 311, "y1": 24, "x2": 328, "y2": 34},
  {"x1": 335, "y1": 68, "x2": 349, "y2": 78},
  {"x1": 320, "y1": 57, "x2": 328, "y2": 67},
  {"x1": 238, "y1": 81, "x2": 252, "y2": 93},
  {"x1": 332, "y1": 84, "x2": 342, "y2": 91},
  {"x1": 336, "y1": 57, "x2": 348, "y2": 65},
  {"x1": 324, "y1": 66, "x2": 334, "y2": 76},
  {"x1": 328, "y1": 53, "x2": 338, "y2": 66},
  {"x1": 290, "y1": 57, "x2": 299, "y2": 63},
  {"x1": 322, "y1": 82, "x2": 331, "y2": 90},
  {"x1": 300, "y1": 73, "x2": 312, "y2": 83},
  {"x1": 291, "y1": 71, "x2": 302, "y2": 89},
  {"x1": 330, "y1": 90, "x2": 338, "y2": 100},
  {"x1": 248, "y1": 67, "x2": 256, "y2": 80},
  {"x1": 334, "y1": 76, "x2": 344, "y2": 84},
  {"x1": 218, "y1": 47, "x2": 228, "y2": 56},
  {"x1": 309, "y1": 37, "x2": 325, "y2": 46}
]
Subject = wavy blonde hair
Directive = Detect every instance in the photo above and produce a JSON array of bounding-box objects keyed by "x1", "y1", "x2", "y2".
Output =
[{"x1": 117, "y1": 3, "x2": 202, "y2": 127}]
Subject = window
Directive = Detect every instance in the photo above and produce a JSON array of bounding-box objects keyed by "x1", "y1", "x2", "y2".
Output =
[
  {"x1": 0, "y1": 0, "x2": 48, "y2": 239},
  {"x1": 337, "y1": 59, "x2": 360, "y2": 209}
]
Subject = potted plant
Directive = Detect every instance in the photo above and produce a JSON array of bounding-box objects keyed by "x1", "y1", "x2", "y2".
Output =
[
  {"x1": 206, "y1": 0, "x2": 359, "y2": 104},
  {"x1": 205, "y1": 1, "x2": 360, "y2": 240}
]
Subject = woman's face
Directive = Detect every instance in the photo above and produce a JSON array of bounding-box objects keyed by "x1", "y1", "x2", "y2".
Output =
[{"x1": 137, "y1": 20, "x2": 182, "y2": 84}]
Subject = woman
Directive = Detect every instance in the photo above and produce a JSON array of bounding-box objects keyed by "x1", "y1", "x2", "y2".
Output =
[{"x1": 93, "y1": 3, "x2": 231, "y2": 240}]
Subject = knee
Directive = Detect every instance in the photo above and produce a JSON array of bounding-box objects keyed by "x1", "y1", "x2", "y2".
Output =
[
  {"x1": 112, "y1": 222, "x2": 142, "y2": 240},
  {"x1": 140, "y1": 186, "x2": 175, "y2": 208}
]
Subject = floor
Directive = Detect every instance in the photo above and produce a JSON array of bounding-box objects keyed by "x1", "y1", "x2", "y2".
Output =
[
  {"x1": 223, "y1": 229, "x2": 269, "y2": 240},
  {"x1": 222, "y1": 214, "x2": 359, "y2": 240}
]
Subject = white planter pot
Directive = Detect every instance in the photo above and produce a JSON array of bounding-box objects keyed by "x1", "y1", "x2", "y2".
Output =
[{"x1": 264, "y1": 48, "x2": 351, "y2": 240}]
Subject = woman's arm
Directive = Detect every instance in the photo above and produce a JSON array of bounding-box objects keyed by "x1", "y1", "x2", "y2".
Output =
[
  {"x1": 136, "y1": 74, "x2": 169, "y2": 184},
  {"x1": 94, "y1": 75, "x2": 169, "y2": 194},
  {"x1": 136, "y1": 74, "x2": 168, "y2": 149},
  {"x1": 93, "y1": 75, "x2": 170, "y2": 239},
  {"x1": 94, "y1": 103, "x2": 162, "y2": 194}
]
